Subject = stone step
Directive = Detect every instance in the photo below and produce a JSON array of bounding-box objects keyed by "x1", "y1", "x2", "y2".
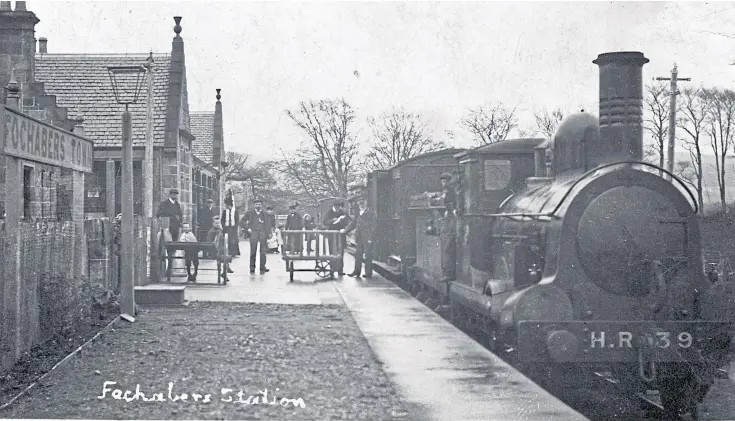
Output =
[{"x1": 135, "y1": 284, "x2": 186, "y2": 305}]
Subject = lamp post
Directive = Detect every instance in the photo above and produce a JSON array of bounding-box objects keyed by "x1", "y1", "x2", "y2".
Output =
[{"x1": 107, "y1": 65, "x2": 146, "y2": 318}]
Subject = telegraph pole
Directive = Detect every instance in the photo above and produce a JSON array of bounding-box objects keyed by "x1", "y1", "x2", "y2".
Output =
[{"x1": 656, "y1": 64, "x2": 690, "y2": 180}]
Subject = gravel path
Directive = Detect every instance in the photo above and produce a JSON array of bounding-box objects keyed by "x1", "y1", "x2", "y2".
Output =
[{"x1": 0, "y1": 302, "x2": 414, "y2": 420}]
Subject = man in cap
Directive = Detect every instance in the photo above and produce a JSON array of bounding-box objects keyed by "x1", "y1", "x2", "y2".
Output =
[
  {"x1": 439, "y1": 172, "x2": 457, "y2": 282},
  {"x1": 221, "y1": 201, "x2": 241, "y2": 261},
  {"x1": 156, "y1": 188, "x2": 183, "y2": 241},
  {"x1": 285, "y1": 201, "x2": 303, "y2": 254},
  {"x1": 323, "y1": 200, "x2": 351, "y2": 275},
  {"x1": 342, "y1": 196, "x2": 376, "y2": 278},
  {"x1": 242, "y1": 198, "x2": 272, "y2": 274}
]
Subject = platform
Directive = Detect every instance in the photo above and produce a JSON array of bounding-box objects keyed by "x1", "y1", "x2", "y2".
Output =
[{"x1": 333, "y1": 258, "x2": 589, "y2": 421}]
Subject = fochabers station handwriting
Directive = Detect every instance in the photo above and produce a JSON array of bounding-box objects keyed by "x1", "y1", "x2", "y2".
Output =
[{"x1": 98, "y1": 381, "x2": 306, "y2": 408}]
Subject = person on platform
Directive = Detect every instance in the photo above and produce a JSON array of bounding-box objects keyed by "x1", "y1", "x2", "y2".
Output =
[
  {"x1": 221, "y1": 201, "x2": 241, "y2": 260},
  {"x1": 323, "y1": 200, "x2": 351, "y2": 275},
  {"x1": 265, "y1": 205, "x2": 277, "y2": 236},
  {"x1": 197, "y1": 198, "x2": 215, "y2": 258},
  {"x1": 285, "y1": 202, "x2": 303, "y2": 254},
  {"x1": 302, "y1": 213, "x2": 316, "y2": 254},
  {"x1": 156, "y1": 188, "x2": 183, "y2": 241},
  {"x1": 206, "y1": 215, "x2": 231, "y2": 281},
  {"x1": 342, "y1": 197, "x2": 376, "y2": 278},
  {"x1": 439, "y1": 172, "x2": 457, "y2": 282},
  {"x1": 243, "y1": 199, "x2": 272, "y2": 274},
  {"x1": 179, "y1": 223, "x2": 199, "y2": 282}
]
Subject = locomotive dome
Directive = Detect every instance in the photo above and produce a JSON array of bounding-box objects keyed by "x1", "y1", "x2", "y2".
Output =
[{"x1": 551, "y1": 113, "x2": 600, "y2": 174}]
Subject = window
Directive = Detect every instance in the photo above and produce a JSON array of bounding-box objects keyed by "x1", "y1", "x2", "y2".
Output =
[
  {"x1": 484, "y1": 159, "x2": 511, "y2": 191},
  {"x1": 491, "y1": 239, "x2": 516, "y2": 280},
  {"x1": 23, "y1": 166, "x2": 32, "y2": 219}
]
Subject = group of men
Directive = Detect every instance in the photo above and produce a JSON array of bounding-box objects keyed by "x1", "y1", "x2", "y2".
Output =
[{"x1": 154, "y1": 187, "x2": 379, "y2": 281}]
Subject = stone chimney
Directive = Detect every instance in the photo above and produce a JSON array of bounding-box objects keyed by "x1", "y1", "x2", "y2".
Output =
[
  {"x1": 38, "y1": 36, "x2": 46, "y2": 53},
  {"x1": 0, "y1": 0, "x2": 39, "y2": 104}
]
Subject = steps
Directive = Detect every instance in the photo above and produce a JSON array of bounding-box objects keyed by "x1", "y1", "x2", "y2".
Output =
[{"x1": 135, "y1": 284, "x2": 186, "y2": 305}]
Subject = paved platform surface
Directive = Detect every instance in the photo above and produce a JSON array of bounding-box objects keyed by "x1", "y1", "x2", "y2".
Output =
[
  {"x1": 163, "y1": 241, "x2": 342, "y2": 305},
  {"x1": 332, "y1": 262, "x2": 590, "y2": 421}
]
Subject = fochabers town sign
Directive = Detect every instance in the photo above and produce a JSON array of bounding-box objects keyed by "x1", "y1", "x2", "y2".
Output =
[{"x1": 0, "y1": 105, "x2": 93, "y2": 173}]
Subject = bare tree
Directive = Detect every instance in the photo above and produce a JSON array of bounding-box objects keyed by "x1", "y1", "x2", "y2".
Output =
[
  {"x1": 365, "y1": 108, "x2": 446, "y2": 170},
  {"x1": 534, "y1": 108, "x2": 565, "y2": 139},
  {"x1": 282, "y1": 98, "x2": 360, "y2": 200},
  {"x1": 704, "y1": 88, "x2": 735, "y2": 212},
  {"x1": 459, "y1": 103, "x2": 517, "y2": 146},
  {"x1": 677, "y1": 87, "x2": 710, "y2": 213},
  {"x1": 643, "y1": 81, "x2": 670, "y2": 170}
]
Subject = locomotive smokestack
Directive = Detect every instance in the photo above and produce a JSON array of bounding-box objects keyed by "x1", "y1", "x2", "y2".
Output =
[{"x1": 593, "y1": 52, "x2": 649, "y2": 164}]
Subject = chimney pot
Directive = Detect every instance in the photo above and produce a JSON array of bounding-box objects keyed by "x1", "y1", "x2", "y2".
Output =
[
  {"x1": 0, "y1": 2, "x2": 11, "y2": 10},
  {"x1": 38, "y1": 37, "x2": 47, "y2": 54},
  {"x1": 14, "y1": 1, "x2": 26, "y2": 11}
]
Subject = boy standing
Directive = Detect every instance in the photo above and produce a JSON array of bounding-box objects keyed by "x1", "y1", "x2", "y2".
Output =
[{"x1": 179, "y1": 223, "x2": 199, "y2": 282}]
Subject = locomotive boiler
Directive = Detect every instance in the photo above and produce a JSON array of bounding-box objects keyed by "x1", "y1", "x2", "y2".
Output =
[{"x1": 396, "y1": 51, "x2": 732, "y2": 417}]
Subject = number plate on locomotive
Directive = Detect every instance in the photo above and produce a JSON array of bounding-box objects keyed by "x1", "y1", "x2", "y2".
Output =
[
  {"x1": 588, "y1": 330, "x2": 694, "y2": 349},
  {"x1": 516, "y1": 321, "x2": 731, "y2": 362}
]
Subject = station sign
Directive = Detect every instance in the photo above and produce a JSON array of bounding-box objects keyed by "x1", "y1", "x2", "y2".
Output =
[{"x1": 0, "y1": 105, "x2": 93, "y2": 173}]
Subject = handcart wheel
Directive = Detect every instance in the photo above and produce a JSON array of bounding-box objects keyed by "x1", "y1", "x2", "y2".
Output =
[
  {"x1": 157, "y1": 230, "x2": 168, "y2": 282},
  {"x1": 315, "y1": 260, "x2": 331, "y2": 279}
]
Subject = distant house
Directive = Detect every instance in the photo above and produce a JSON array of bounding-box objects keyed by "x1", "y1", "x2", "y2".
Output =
[{"x1": 13, "y1": 6, "x2": 224, "y2": 224}]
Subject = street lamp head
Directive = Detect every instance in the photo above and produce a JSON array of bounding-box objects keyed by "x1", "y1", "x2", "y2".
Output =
[{"x1": 107, "y1": 65, "x2": 147, "y2": 106}]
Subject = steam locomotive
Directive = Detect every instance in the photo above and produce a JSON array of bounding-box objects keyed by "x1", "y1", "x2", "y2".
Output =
[{"x1": 359, "y1": 51, "x2": 733, "y2": 417}]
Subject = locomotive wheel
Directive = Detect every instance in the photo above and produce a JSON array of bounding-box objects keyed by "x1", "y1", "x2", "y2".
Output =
[{"x1": 315, "y1": 261, "x2": 331, "y2": 279}]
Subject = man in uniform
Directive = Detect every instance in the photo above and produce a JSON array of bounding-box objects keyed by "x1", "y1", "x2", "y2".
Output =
[
  {"x1": 285, "y1": 202, "x2": 303, "y2": 254},
  {"x1": 198, "y1": 198, "x2": 215, "y2": 257},
  {"x1": 342, "y1": 196, "x2": 376, "y2": 278},
  {"x1": 440, "y1": 173, "x2": 457, "y2": 282},
  {"x1": 323, "y1": 200, "x2": 350, "y2": 275},
  {"x1": 156, "y1": 188, "x2": 183, "y2": 242},
  {"x1": 221, "y1": 201, "x2": 241, "y2": 260},
  {"x1": 243, "y1": 199, "x2": 272, "y2": 274}
]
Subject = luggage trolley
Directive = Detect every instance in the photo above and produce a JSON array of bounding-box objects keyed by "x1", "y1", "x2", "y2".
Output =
[
  {"x1": 281, "y1": 197, "x2": 348, "y2": 282},
  {"x1": 157, "y1": 227, "x2": 231, "y2": 285},
  {"x1": 281, "y1": 229, "x2": 344, "y2": 281}
]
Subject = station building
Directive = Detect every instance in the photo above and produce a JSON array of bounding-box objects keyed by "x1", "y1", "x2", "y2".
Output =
[{"x1": 0, "y1": 1, "x2": 225, "y2": 226}]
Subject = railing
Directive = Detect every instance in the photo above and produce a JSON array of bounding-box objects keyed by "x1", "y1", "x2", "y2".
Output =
[{"x1": 280, "y1": 229, "x2": 344, "y2": 260}]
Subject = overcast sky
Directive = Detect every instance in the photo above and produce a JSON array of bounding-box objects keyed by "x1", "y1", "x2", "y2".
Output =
[{"x1": 30, "y1": 1, "x2": 735, "y2": 160}]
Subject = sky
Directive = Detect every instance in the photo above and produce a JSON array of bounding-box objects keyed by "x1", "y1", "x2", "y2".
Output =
[{"x1": 28, "y1": 1, "x2": 735, "y2": 160}]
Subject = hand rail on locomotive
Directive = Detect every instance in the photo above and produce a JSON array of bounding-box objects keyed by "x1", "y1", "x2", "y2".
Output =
[
  {"x1": 460, "y1": 161, "x2": 699, "y2": 221},
  {"x1": 548, "y1": 161, "x2": 699, "y2": 216}
]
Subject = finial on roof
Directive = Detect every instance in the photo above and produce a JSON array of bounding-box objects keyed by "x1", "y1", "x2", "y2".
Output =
[
  {"x1": 216, "y1": 89, "x2": 221, "y2": 101},
  {"x1": 173, "y1": 16, "x2": 182, "y2": 36},
  {"x1": 146, "y1": 51, "x2": 154, "y2": 65},
  {"x1": 5, "y1": 67, "x2": 20, "y2": 109}
]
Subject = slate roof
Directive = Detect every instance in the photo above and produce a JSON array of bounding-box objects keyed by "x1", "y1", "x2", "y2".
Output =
[
  {"x1": 190, "y1": 112, "x2": 215, "y2": 164},
  {"x1": 33, "y1": 54, "x2": 172, "y2": 147}
]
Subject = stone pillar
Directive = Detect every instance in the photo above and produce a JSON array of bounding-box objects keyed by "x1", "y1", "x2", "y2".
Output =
[
  {"x1": 2, "y1": 157, "x2": 21, "y2": 367},
  {"x1": 105, "y1": 160, "x2": 115, "y2": 219},
  {"x1": 71, "y1": 170, "x2": 84, "y2": 221}
]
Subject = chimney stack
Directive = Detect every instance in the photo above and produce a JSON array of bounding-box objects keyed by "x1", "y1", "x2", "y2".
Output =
[
  {"x1": 38, "y1": 36, "x2": 46, "y2": 53},
  {"x1": 14, "y1": 1, "x2": 26, "y2": 11},
  {"x1": 0, "y1": 2, "x2": 11, "y2": 10},
  {"x1": 593, "y1": 51, "x2": 649, "y2": 163}
]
